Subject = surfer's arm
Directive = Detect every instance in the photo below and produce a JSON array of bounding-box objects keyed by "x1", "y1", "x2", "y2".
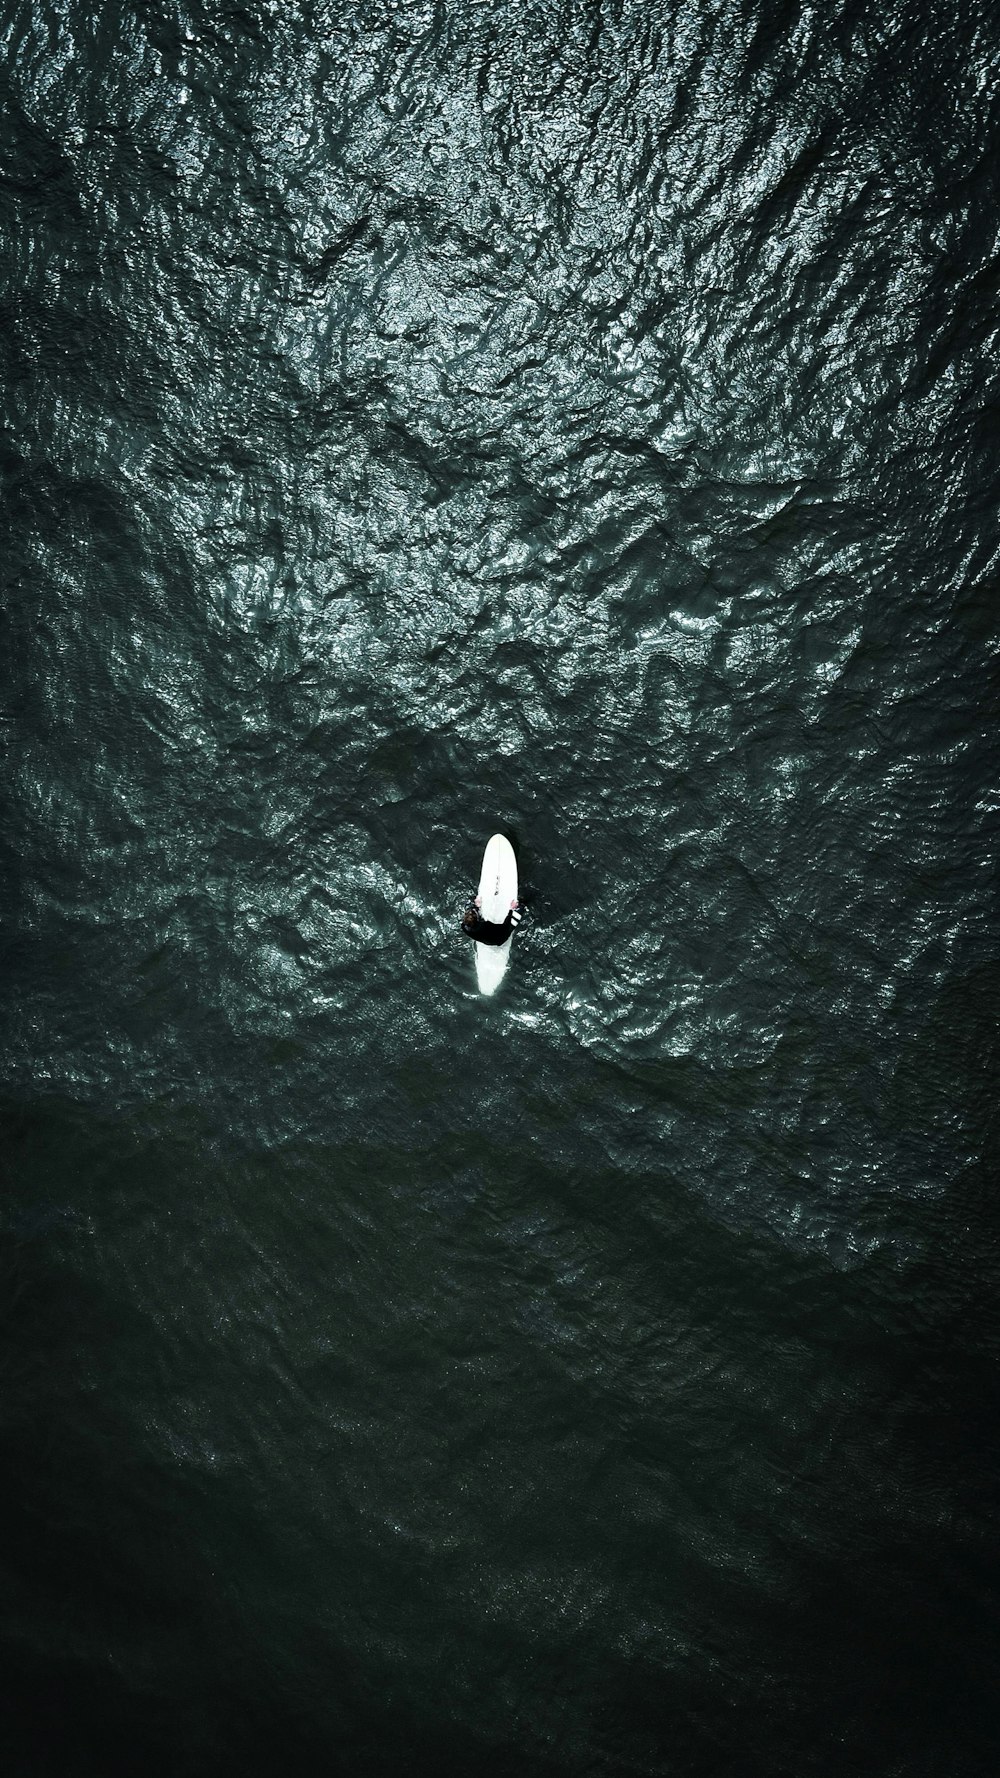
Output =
[{"x1": 494, "y1": 906, "x2": 521, "y2": 939}]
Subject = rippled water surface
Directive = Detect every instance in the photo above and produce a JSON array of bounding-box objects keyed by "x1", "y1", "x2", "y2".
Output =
[{"x1": 3, "y1": 2, "x2": 999, "y2": 1774}]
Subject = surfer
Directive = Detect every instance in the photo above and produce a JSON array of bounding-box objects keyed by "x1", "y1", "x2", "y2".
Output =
[{"x1": 462, "y1": 894, "x2": 524, "y2": 946}]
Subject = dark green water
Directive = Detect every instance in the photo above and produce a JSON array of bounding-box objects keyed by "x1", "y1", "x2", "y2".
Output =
[{"x1": 3, "y1": 2, "x2": 999, "y2": 1774}]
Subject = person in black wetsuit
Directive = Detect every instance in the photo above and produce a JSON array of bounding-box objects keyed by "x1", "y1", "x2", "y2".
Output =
[{"x1": 461, "y1": 893, "x2": 524, "y2": 945}]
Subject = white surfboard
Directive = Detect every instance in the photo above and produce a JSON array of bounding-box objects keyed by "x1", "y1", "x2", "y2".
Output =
[{"x1": 474, "y1": 833, "x2": 518, "y2": 997}]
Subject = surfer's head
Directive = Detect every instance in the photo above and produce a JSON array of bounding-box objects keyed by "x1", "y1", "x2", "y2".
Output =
[{"x1": 462, "y1": 907, "x2": 478, "y2": 932}]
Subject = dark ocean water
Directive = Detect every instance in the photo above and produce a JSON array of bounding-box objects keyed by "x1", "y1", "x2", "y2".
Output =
[{"x1": 2, "y1": 1, "x2": 1000, "y2": 1773}]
